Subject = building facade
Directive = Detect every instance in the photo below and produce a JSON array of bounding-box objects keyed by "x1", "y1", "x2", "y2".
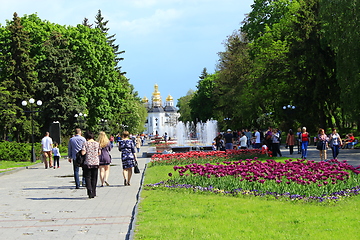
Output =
[{"x1": 142, "y1": 84, "x2": 180, "y2": 137}]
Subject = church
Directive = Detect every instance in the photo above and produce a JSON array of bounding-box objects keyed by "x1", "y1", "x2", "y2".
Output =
[{"x1": 142, "y1": 84, "x2": 180, "y2": 137}]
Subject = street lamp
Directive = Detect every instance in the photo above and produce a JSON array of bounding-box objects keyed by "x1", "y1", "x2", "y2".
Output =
[
  {"x1": 99, "y1": 119, "x2": 108, "y2": 131},
  {"x1": 74, "y1": 113, "x2": 87, "y2": 129},
  {"x1": 282, "y1": 105, "x2": 296, "y2": 130},
  {"x1": 22, "y1": 98, "x2": 42, "y2": 162},
  {"x1": 283, "y1": 105, "x2": 296, "y2": 110}
]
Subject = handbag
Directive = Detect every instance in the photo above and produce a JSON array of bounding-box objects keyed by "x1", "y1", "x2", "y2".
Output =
[
  {"x1": 75, "y1": 150, "x2": 85, "y2": 167},
  {"x1": 316, "y1": 140, "x2": 324, "y2": 150},
  {"x1": 134, "y1": 161, "x2": 140, "y2": 174}
]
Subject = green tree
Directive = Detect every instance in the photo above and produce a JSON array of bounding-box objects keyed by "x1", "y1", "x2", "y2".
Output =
[
  {"x1": 190, "y1": 73, "x2": 216, "y2": 122},
  {"x1": 321, "y1": 0, "x2": 360, "y2": 125},
  {"x1": 215, "y1": 31, "x2": 256, "y2": 130},
  {"x1": 36, "y1": 31, "x2": 83, "y2": 135},
  {"x1": 95, "y1": 9, "x2": 125, "y2": 73},
  {"x1": 177, "y1": 90, "x2": 195, "y2": 123},
  {"x1": 1, "y1": 13, "x2": 37, "y2": 141}
]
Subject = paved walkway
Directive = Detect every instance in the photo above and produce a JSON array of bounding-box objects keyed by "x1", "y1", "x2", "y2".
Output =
[
  {"x1": 0, "y1": 143, "x2": 150, "y2": 240},
  {"x1": 279, "y1": 144, "x2": 360, "y2": 167}
]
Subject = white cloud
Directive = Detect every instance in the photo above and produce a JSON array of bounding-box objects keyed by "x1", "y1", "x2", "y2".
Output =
[
  {"x1": 118, "y1": 8, "x2": 182, "y2": 36},
  {"x1": 132, "y1": 0, "x2": 183, "y2": 8}
]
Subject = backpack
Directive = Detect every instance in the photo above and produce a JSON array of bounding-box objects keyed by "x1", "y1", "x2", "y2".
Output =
[{"x1": 75, "y1": 150, "x2": 85, "y2": 167}]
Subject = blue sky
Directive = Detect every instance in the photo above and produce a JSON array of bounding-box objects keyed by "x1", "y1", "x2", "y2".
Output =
[{"x1": 0, "y1": 0, "x2": 254, "y2": 105}]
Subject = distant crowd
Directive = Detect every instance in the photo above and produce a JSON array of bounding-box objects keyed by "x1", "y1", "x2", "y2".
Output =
[{"x1": 212, "y1": 127, "x2": 357, "y2": 161}]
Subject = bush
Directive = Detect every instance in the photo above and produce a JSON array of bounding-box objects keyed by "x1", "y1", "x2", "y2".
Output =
[{"x1": 0, "y1": 141, "x2": 42, "y2": 162}]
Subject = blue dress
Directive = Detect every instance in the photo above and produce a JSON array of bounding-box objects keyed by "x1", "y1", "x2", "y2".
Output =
[{"x1": 119, "y1": 139, "x2": 136, "y2": 169}]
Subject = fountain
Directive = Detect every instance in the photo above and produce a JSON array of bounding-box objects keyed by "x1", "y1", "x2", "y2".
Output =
[
  {"x1": 172, "y1": 119, "x2": 218, "y2": 152},
  {"x1": 145, "y1": 119, "x2": 218, "y2": 156}
]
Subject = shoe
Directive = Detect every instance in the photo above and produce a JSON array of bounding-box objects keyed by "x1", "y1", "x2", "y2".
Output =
[
  {"x1": 105, "y1": 181, "x2": 110, "y2": 186},
  {"x1": 100, "y1": 185, "x2": 104, "y2": 187},
  {"x1": 54, "y1": 166, "x2": 56, "y2": 169},
  {"x1": 75, "y1": 186, "x2": 80, "y2": 189},
  {"x1": 124, "y1": 179, "x2": 127, "y2": 186}
]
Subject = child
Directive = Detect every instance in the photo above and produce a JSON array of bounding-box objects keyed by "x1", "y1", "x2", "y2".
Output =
[
  {"x1": 52, "y1": 142, "x2": 61, "y2": 169},
  {"x1": 261, "y1": 143, "x2": 269, "y2": 156}
]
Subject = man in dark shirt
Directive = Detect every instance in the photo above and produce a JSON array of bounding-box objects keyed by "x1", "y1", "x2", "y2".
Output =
[{"x1": 224, "y1": 129, "x2": 234, "y2": 150}]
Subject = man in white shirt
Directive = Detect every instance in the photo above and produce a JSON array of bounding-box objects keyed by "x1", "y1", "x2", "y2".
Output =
[
  {"x1": 254, "y1": 129, "x2": 261, "y2": 149},
  {"x1": 41, "y1": 132, "x2": 53, "y2": 169}
]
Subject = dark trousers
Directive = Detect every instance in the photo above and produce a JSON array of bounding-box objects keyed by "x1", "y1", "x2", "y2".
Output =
[
  {"x1": 82, "y1": 167, "x2": 98, "y2": 198},
  {"x1": 53, "y1": 156, "x2": 60, "y2": 167},
  {"x1": 288, "y1": 145, "x2": 294, "y2": 155},
  {"x1": 331, "y1": 145, "x2": 340, "y2": 159},
  {"x1": 272, "y1": 143, "x2": 282, "y2": 157}
]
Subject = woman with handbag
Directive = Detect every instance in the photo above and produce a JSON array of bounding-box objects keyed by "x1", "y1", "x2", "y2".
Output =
[
  {"x1": 98, "y1": 131, "x2": 112, "y2": 187},
  {"x1": 316, "y1": 128, "x2": 329, "y2": 161},
  {"x1": 118, "y1": 131, "x2": 138, "y2": 186}
]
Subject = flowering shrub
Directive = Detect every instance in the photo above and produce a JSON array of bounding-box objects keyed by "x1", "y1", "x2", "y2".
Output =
[
  {"x1": 148, "y1": 158, "x2": 360, "y2": 202},
  {"x1": 150, "y1": 149, "x2": 267, "y2": 166}
]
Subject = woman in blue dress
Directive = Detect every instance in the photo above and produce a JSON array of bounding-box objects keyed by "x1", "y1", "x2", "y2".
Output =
[{"x1": 118, "y1": 131, "x2": 137, "y2": 186}]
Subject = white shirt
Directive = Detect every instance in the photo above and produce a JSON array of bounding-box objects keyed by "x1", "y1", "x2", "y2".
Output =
[
  {"x1": 41, "y1": 136, "x2": 53, "y2": 151},
  {"x1": 240, "y1": 135, "x2": 247, "y2": 147},
  {"x1": 255, "y1": 132, "x2": 261, "y2": 143}
]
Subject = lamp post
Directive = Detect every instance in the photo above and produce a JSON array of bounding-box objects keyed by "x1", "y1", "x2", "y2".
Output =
[
  {"x1": 282, "y1": 105, "x2": 296, "y2": 130},
  {"x1": 99, "y1": 119, "x2": 108, "y2": 131},
  {"x1": 22, "y1": 98, "x2": 42, "y2": 162},
  {"x1": 74, "y1": 113, "x2": 87, "y2": 129}
]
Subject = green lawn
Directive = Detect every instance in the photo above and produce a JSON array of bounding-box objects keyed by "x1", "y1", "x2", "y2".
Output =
[
  {"x1": 0, "y1": 160, "x2": 40, "y2": 173},
  {"x1": 135, "y1": 165, "x2": 360, "y2": 240}
]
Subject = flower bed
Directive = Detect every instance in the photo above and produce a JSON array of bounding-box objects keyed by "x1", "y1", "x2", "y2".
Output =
[
  {"x1": 150, "y1": 149, "x2": 267, "y2": 166},
  {"x1": 148, "y1": 158, "x2": 360, "y2": 203}
]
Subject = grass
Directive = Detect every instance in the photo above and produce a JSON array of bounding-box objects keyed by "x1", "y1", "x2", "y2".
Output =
[
  {"x1": 0, "y1": 160, "x2": 40, "y2": 173},
  {"x1": 135, "y1": 165, "x2": 360, "y2": 240}
]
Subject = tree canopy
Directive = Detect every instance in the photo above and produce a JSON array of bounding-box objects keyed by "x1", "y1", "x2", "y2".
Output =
[
  {"x1": 182, "y1": 0, "x2": 359, "y2": 134},
  {"x1": 0, "y1": 12, "x2": 146, "y2": 142}
]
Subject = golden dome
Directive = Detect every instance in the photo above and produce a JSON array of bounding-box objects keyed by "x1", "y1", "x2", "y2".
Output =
[
  {"x1": 142, "y1": 96, "x2": 149, "y2": 103},
  {"x1": 152, "y1": 84, "x2": 161, "y2": 102},
  {"x1": 166, "y1": 94, "x2": 173, "y2": 102}
]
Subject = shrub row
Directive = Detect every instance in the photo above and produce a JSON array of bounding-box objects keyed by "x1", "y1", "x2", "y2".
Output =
[{"x1": 0, "y1": 141, "x2": 68, "y2": 162}]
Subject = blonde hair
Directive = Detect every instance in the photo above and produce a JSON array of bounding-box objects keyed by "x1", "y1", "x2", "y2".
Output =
[
  {"x1": 98, "y1": 131, "x2": 110, "y2": 148},
  {"x1": 122, "y1": 131, "x2": 130, "y2": 138}
]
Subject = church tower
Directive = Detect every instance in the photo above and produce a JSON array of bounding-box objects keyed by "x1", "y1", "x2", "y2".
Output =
[{"x1": 143, "y1": 84, "x2": 179, "y2": 137}]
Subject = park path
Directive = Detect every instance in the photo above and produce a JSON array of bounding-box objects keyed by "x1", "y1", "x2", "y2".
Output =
[{"x1": 0, "y1": 143, "x2": 150, "y2": 240}]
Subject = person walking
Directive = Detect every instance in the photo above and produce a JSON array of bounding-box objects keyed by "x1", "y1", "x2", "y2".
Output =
[
  {"x1": 245, "y1": 129, "x2": 252, "y2": 148},
  {"x1": 81, "y1": 131, "x2": 100, "y2": 198},
  {"x1": 316, "y1": 128, "x2": 329, "y2": 161},
  {"x1": 68, "y1": 128, "x2": 86, "y2": 189},
  {"x1": 98, "y1": 131, "x2": 112, "y2": 187},
  {"x1": 136, "y1": 135, "x2": 141, "y2": 153},
  {"x1": 119, "y1": 131, "x2": 138, "y2": 186},
  {"x1": 253, "y1": 129, "x2": 261, "y2": 149},
  {"x1": 296, "y1": 127, "x2": 302, "y2": 154},
  {"x1": 224, "y1": 129, "x2": 234, "y2": 150},
  {"x1": 329, "y1": 128, "x2": 342, "y2": 159},
  {"x1": 41, "y1": 132, "x2": 53, "y2": 169},
  {"x1": 300, "y1": 127, "x2": 311, "y2": 159},
  {"x1": 52, "y1": 142, "x2": 61, "y2": 168},
  {"x1": 271, "y1": 128, "x2": 282, "y2": 157},
  {"x1": 286, "y1": 129, "x2": 295, "y2": 155},
  {"x1": 239, "y1": 132, "x2": 247, "y2": 149}
]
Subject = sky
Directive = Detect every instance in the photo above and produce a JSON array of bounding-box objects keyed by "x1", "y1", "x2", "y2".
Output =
[{"x1": 0, "y1": 0, "x2": 254, "y2": 105}]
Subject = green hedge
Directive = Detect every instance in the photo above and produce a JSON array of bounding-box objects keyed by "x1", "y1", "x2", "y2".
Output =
[{"x1": 0, "y1": 141, "x2": 68, "y2": 162}]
